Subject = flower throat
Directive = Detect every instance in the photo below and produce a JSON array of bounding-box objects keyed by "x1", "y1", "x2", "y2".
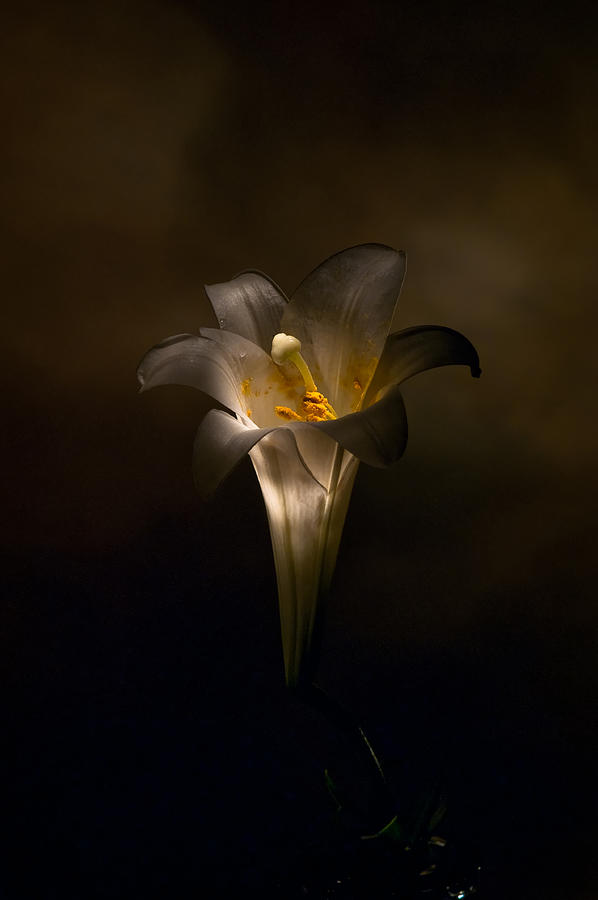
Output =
[{"x1": 270, "y1": 333, "x2": 337, "y2": 422}]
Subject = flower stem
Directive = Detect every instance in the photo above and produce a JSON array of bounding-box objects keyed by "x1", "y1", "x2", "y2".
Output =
[{"x1": 293, "y1": 680, "x2": 398, "y2": 831}]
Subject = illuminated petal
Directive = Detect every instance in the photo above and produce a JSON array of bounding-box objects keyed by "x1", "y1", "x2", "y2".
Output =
[
  {"x1": 250, "y1": 436, "x2": 355, "y2": 686},
  {"x1": 137, "y1": 333, "x2": 245, "y2": 415},
  {"x1": 282, "y1": 244, "x2": 406, "y2": 415},
  {"x1": 199, "y1": 327, "x2": 303, "y2": 427},
  {"x1": 138, "y1": 329, "x2": 303, "y2": 426},
  {"x1": 366, "y1": 325, "x2": 481, "y2": 402},
  {"x1": 319, "y1": 453, "x2": 360, "y2": 593},
  {"x1": 193, "y1": 409, "x2": 262, "y2": 497},
  {"x1": 192, "y1": 408, "x2": 337, "y2": 497},
  {"x1": 292, "y1": 426, "x2": 342, "y2": 492},
  {"x1": 205, "y1": 270, "x2": 288, "y2": 352}
]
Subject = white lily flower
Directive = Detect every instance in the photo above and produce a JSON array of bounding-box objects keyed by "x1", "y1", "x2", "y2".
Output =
[{"x1": 138, "y1": 244, "x2": 480, "y2": 687}]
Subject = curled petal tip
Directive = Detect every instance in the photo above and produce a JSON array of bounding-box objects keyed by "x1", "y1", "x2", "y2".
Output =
[
  {"x1": 468, "y1": 352, "x2": 481, "y2": 379},
  {"x1": 368, "y1": 324, "x2": 481, "y2": 401}
]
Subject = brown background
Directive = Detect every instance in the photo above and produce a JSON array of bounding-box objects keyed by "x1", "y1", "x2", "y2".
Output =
[{"x1": 3, "y1": 1, "x2": 597, "y2": 897}]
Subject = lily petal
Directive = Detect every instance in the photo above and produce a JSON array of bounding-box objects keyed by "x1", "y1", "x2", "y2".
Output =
[
  {"x1": 193, "y1": 409, "x2": 263, "y2": 497},
  {"x1": 315, "y1": 384, "x2": 408, "y2": 467},
  {"x1": 366, "y1": 325, "x2": 481, "y2": 403},
  {"x1": 137, "y1": 333, "x2": 245, "y2": 415},
  {"x1": 292, "y1": 425, "x2": 344, "y2": 493},
  {"x1": 199, "y1": 327, "x2": 304, "y2": 427},
  {"x1": 193, "y1": 408, "x2": 339, "y2": 497},
  {"x1": 282, "y1": 244, "x2": 406, "y2": 415},
  {"x1": 319, "y1": 453, "x2": 360, "y2": 597},
  {"x1": 138, "y1": 329, "x2": 304, "y2": 426},
  {"x1": 205, "y1": 270, "x2": 288, "y2": 353},
  {"x1": 249, "y1": 436, "x2": 354, "y2": 686}
]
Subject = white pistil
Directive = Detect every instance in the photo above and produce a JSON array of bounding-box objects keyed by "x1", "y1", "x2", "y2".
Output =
[{"x1": 271, "y1": 333, "x2": 318, "y2": 393}]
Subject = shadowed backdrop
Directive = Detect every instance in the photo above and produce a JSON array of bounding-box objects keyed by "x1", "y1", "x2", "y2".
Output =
[{"x1": 3, "y1": 1, "x2": 597, "y2": 897}]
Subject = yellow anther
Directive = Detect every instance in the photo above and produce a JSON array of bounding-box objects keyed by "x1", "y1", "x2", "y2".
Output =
[
  {"x1": 301, "y1": 391, "x2": 336, "y2": 421},
  {"x1": 275, "y1": 406, "x2": 303, "y2": 421},
  {"x1": 304, "y1": 391, "x2": 326, "y2": 402}
]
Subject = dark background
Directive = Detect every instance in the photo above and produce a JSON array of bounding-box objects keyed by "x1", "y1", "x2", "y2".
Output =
[{"x1": 3, "y1": 1, "x2": 597, "y2": 896}]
